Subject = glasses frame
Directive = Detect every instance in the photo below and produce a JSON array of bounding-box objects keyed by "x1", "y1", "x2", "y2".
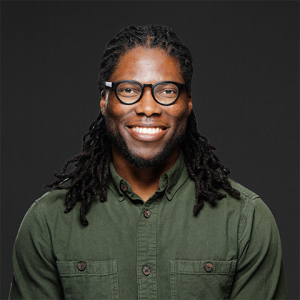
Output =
[{"x1": 104, "y1": 80, "x2": 186, "y2": 106}]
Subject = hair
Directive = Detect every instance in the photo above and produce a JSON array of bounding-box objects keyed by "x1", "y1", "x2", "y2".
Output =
[{"x1": 45, "y1": 24, "x2": 240, "y2": 225}]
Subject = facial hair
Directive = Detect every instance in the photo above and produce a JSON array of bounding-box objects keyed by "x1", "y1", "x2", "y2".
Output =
[{"x1": 105, "y1": 121, "x2": 186, "y2": 169}]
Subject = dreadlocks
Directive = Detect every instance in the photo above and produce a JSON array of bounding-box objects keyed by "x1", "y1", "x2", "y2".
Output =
[{"x1": 45, "y1": 24, "x2": 240, "y2": 225}]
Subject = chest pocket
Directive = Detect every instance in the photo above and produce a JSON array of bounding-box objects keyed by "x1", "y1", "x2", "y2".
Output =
[
  {"x1": 57, "y1": 260, "x2": 119, "y2": 300},
  {"x1": 170, "y1": 259, "x2": 237, "y2": 300}
]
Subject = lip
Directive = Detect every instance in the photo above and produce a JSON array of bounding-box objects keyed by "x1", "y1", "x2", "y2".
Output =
[
  {"x1": 126, "y1": 122, "x2": 169, "y2": 129},
  {"x1": 126, "y1": 126, "x2": 168, "y2": 141}
]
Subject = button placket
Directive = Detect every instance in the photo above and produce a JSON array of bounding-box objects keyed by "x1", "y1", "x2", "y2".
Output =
[{"x1": 137, "y1": 201, "x2": 158, "y2": 298}]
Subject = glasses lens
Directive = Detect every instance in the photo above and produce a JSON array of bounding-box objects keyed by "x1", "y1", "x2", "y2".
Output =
[
  {"x1": 117, "y1": 82, "x2": 142, "y2": 103},
  {"x1": 154, "y1": 83, "x2": 179, "y2": 104}
]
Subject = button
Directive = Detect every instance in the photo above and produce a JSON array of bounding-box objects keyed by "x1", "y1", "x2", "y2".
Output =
[
  {"x1": 167, "y1": 188, "x2": 171, "y2": 194},
  {"x1": 144, "y1": 210, "x2": 151, "y2": 218},
  {"x1": 78, "y1": 261, "x2": 86, "y2": 271},
  {"x1": 142, "y1": 265, "x2": 151, "y2": 276},
  {"x1": 121, "y1": 183, "x2": 128, "y2": 192},
  {"x1": 205, "y1": 263, "x2": 213, "y2": 272}
]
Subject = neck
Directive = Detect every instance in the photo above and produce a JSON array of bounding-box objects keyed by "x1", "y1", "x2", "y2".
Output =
[{"x1": 112, "y1": 146, "x2": 180, "y2": 201}]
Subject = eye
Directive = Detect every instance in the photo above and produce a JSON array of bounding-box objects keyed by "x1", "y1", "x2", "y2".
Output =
[
  {"x1": 154, "y1": 83, "x2": 179, "y2": 99},
  {"x1": 118, "y1": 88, "x2": 140, "y2": 97},
  {"x1": 117, "y1": 82, "x2": 142, "y2": 99},
  {"x1": 120, "y1": 88, "x2": 134, "y2": 94},
  {"x1": 157, "y1": 88, "x2": 178, "y2": 98},
  {"x1": 162, "y1": 89, "x2": 176, "y2": 95}
]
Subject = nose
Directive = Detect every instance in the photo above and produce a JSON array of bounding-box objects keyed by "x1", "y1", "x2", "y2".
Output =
[{"x1": 135, "y1": 88, "x2": 162, "y2": 117}]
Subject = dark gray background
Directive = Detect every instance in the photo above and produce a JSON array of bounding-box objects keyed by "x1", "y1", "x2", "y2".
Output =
[{"x1": 1, "y1": 1, "x2": 299, "y2": 299}]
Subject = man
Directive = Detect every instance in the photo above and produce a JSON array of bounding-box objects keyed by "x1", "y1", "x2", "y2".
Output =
[{"x1": 9, "y1": 25, "x2": 287, "y2": 299}]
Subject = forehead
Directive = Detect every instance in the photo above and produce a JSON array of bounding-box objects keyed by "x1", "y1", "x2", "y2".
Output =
[{"x1": 109, "y1": 47, "x2": 184, "y2": 84}]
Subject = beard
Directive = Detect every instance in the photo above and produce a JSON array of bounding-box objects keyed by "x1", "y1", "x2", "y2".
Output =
[{"x1": 105, "y1": 121, "x2": 186, "y2": 169}]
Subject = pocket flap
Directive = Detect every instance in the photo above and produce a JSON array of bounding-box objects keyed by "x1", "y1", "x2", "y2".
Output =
[
  {"x1": 57, "y1": 260, "x2": 117, "y2": 276},
  {"x1": 170, "y1": 259, "x2": 236, "y2": 275}
]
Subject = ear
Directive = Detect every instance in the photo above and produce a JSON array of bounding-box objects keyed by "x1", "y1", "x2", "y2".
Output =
[
  {"x1": 100, "y1": 89, "x2": 106, "y2": 116},
  {"x1": 187, "y1": 92, "x2": 193, "y2": 115}
]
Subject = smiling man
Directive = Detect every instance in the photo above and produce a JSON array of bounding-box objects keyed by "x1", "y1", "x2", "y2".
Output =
[{"x1": 9, "y1": 25, "x2": 287, "y2": 300}]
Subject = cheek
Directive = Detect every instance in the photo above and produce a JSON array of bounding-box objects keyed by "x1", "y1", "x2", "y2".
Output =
[
  {"x1": 105, "y1": 101, "x2": 127, "y2": 125},
  {"x1": 167, "y1": 105, "x2": 190, "y2": 128}
]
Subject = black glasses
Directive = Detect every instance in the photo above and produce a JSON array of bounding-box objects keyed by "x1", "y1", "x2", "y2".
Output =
[{"x1": 104, "y1": 80, "x2": 186, "y2": 106}]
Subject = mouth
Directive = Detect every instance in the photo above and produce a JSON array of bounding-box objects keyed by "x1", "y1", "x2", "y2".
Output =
[
  {"x1": 130, "y1": 126, "x2": 164, "y2": 134},
  {"x1": 126, "y1": 126, "x2": 168, "y2": 141}
]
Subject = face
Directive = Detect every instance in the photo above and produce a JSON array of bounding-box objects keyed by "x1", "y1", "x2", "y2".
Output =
[{"x1": 100, "y1": 47, "x2": 193, "y2": 168}]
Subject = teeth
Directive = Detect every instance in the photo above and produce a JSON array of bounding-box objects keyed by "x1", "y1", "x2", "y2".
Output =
[{"x1": 131, "y1": 127, "x2": 163, "y2": 134}]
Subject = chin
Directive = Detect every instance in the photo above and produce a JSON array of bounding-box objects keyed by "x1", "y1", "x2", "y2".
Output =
[{"x1": 121, "y1": 147, "x2": 170, "y2": 169}]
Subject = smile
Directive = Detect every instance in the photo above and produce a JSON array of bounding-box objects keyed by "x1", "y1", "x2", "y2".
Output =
[
  {"x1": 132, "y1": 127, "x2": 163, "y2": 134},
  {"x1": 126, "y1": 126, "x2": 168, "y2": 142}
]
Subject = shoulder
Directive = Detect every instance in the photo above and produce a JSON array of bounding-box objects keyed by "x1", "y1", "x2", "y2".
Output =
[
  {"x1": 13, "y1": 189, "x2": 69, "y2": 265},
  {"x1": 227, "y1": 178, "x2": 259, "y2": 200},
  {"x1": 19, "y1": 188, "x2": 69, "y2": 229},
  {"x1": 16, "y1": 189, "x2": 69, "y2": 236},
  {"x1": 16, "y1": 186, "x2": 76, "y2": 244},
  {"x1": 227, "y1": 177, "x2": 275, "y2": 218},
  {"x1": 34, "y1": 188, "x2": 69, "y2": 213},
  {"x1": 208, "y1": 177, "x2": 263, "y2": 216},
  {"x1": 14, "y1": 187, "x2": 83, "y2": 257},
  {"x1": 224, "y1": 178, "x2": 273, "y2": 217},
  {"x1": 225, "y1": 178, "x2": 280, "y2": 243}
]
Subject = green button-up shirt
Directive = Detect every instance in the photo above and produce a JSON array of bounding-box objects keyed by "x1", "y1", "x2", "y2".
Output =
[{"x1": 9, "y1": 151, "x2": 287, "y2": 299}]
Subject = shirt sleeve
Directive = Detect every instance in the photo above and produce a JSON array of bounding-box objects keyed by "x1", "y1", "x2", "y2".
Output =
[
  {"x1": 229, "y1": 197, "x2": 288, "y2": 300},
  {"x1": 9, "y1": 200, "x2": 64, "y2": 300}
]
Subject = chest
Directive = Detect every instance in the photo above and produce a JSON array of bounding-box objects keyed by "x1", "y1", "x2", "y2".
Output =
[{"x1": 52, "y1": 193, "x2": 240, "y2": 300}]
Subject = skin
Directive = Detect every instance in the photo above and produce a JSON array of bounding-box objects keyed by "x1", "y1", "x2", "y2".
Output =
[{"x1": 100, "y1": 47, "x2": 193, "y2": 201}]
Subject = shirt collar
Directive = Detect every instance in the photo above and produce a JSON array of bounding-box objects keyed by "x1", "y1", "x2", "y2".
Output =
[{"x1": 107, "y1": 149, "x2": 189, "y2": 202}]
